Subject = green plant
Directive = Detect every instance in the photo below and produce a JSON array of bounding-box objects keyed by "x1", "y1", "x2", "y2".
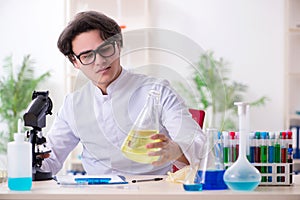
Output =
[
  {"x1": 0, "y1": 55, "x2": 50, "y2": 152},
  {"x1": 178, "y1": 51, "x2": 268, "y2": 131}
]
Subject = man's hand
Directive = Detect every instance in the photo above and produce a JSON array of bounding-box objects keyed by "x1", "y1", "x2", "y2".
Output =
[{"x1": 146, "y1": 133, "x2": 188, "y2": 166}]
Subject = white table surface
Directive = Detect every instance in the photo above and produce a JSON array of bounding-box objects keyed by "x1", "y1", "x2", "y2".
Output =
[{"x1": 0, "y1": 175, "x2": 299, "y2": 200}]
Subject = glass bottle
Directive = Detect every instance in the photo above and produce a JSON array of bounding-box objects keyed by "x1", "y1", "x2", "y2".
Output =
[
  {"x1": 121, "y1": 90, "x2": 161, "y2": 164},
  {"x1": 223, "y1": 102, "x2": 261, "y2": 191},
  {"x1": 183, "y1": 135, "x2": 205, "y2": 191}
]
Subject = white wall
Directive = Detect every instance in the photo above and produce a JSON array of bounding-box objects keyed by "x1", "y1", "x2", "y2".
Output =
[
  {"x1": 0, "y1": 0, "x2": 286, "y2": 133},
  {"x1": 149, "y1": 0, "x2": 285, "y2": 131},
  {"x1": 0, "y1": 0, "x2": 66, "y2": 133}
]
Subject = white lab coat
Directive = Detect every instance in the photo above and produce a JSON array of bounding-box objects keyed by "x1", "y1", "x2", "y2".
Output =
[{"x1": 42, "y1": 69, "x2": 205, "y2": 175}]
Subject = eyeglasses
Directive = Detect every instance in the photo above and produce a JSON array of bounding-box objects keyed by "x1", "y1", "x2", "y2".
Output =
[{"x1": 73, "y1": 41, "x2": 116, "y2": 65}]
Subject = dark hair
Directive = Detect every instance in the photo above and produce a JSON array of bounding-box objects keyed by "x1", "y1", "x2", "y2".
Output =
[{"x1": 57, "y1": 11, "x2": 122, "y2": 63}]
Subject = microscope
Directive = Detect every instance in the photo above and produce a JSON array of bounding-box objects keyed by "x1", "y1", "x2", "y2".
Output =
[{"x1": 23, "y1": 91, "x2": 53, "y2": 181}]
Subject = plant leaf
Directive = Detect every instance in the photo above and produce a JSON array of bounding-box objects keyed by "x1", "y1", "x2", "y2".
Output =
[{"x1": 0, "y1": 55, "x2": 51, "y2": 151}]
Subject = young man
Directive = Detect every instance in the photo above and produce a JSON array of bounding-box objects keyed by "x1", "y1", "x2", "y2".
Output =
[{"x1": 42, "y1": 11, "x2": 205, "y2": 175}]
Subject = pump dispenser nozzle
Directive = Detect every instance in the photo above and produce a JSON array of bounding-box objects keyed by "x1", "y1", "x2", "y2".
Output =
[
  {"x1": 18, "y1": 119, "x2": 22, "y2": 133},
  {"x1": 14, "y1": 119, "x2": 24, "y2": 142}
]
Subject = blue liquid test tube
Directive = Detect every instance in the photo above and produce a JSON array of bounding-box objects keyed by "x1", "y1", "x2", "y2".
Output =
[{"x1": 215, "y1": 131, "x2": 224, "y2": 170}]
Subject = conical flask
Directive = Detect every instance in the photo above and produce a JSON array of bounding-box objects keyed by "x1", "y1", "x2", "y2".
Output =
[
  {"x1": 202, "y1": 128, "x2": 228, "y2": 190},
  {"x1": 121, "y1": 90, "x2": 161, "y2": 164},
  {"x1": 183, "y1": 128, "x2": 227, "y2": 191},
  {"x1": 223, "y1": 102, "x2": 261, "y2": 191}
]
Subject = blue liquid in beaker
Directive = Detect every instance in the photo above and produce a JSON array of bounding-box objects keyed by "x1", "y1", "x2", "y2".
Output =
[
  {"x1": 8, "y1": 177, "x2": 32, "y2": 191},
  {"x1": 183, "y1": 183, "x2": 203, "y2": 191},
  {"x1": 199, "y1": 170, "x2": 228, "y2": 190},
  {"x1": 225, "y1": 181, "x2": 259, "y2": 191}
]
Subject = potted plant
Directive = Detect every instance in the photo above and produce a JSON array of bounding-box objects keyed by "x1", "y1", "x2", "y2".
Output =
[
  {"x1": 178, "y1": 51, "x2": 268, "y2": 131},
  {"x1": 0, "y1": 55, "x2": 50, "y2": 152}
]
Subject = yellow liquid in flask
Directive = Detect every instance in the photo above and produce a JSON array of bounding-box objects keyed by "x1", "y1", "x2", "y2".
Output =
[{"x1": 121, "y1": 129, "x2": 161, "y2": 164}]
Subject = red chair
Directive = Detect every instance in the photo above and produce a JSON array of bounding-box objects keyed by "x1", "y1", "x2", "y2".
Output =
[
  {"x1": 172, "y1": 109, "x2": 205, "y2": 172},
  {"x1": 188, "y1": 108, "x2": 205, "y2": 129}
]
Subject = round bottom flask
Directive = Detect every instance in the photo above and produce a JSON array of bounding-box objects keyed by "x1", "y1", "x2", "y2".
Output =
[{"x1": 223, "y1": 157, "x2": 261, "y2": 191}]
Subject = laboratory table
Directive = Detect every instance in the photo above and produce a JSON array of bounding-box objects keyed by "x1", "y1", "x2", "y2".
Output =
[{"x1": 0, "y1": 175, "x2": 300, "y2": 200}]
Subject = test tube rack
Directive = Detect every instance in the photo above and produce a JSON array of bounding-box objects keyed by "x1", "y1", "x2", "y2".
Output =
[
  {"x1": 224, "y1": 163, "x2": 293, "y2": 186},
  {"x1": 254, "y1": 163, "x2": 293, "y2": 186},
  {"x1": 221, "y1": 130, "x2": 294, "y2": 186}
]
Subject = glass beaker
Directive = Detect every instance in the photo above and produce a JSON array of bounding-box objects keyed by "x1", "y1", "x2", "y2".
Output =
[
  {"x1": 223, "y1": 102, "x2": 261, "y2": 191},
  {"x1": 183, "y1": 128, "x2": 228, "y2": 191},
  {"x1": 183, "y1": 161, "x2": 204, "y2": 191},
  {"x1": 183, "y1": 141, "x2": 206, "y2": 192},
  {"x1": 121, "y1": 90, "x2": 161, "y2": 164}
]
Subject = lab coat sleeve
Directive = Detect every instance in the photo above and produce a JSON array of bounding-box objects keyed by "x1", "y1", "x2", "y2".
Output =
[{"x1": 41, "y1": 95, "x2": 80, "y2": 175}]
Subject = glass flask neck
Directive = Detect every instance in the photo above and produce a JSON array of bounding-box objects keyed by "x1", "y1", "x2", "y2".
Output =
[
  {"x1": 223, "y1": 102, "x2": 261, "y2": 191},
  {"x1": 133, "y1": 90, "x2": 161, "y2": 131},
  {"x1": 235, "y1": 102, "x2": 249, "y2": 160},
  {"x1": 147, "y1": 90, "x2": 160, "y2": 129},
  {"x1": 238, "y1": 130, "x2": 248, "y2": 160}
]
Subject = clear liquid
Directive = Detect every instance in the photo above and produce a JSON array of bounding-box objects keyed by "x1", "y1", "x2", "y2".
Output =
[
  {"x1": 8, "y1": 177, "x2": 32, "y2": 191},
  {"x1": 225, "y1": 181, "x2": 259, "y2": 191},
  {"x1": 183, "y1": 183, "x2": 203, "y2": 191},
  {"x1": 121, "y1": 130, "x2": 160, "y2": 163}
]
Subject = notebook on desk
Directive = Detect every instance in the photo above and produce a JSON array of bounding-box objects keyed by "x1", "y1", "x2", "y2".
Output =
[{"x1": 54, "y1": 174, "x2": 128, "y2": 185}]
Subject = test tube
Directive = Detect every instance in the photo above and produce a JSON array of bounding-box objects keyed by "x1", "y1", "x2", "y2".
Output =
[
  {"x1": 223, "y1": 131, "x2": 229, "y2": 169},
  {"x1": 229, "y1": 132, "x2": 236, "y2": 162},
  {"x1": 249, "y1": 132, "x2": 255, "y2": 163},
  {"x1": 254, "y1": 132, "x2": 261, "y2": 171},
  {"x1": 280, "y1": 131, "x2": 287, "y2": 182},
  {"x1": 268, "y1": 132, "x2": 275, "y2": 182},
  {"x1": 275, "y1": 132, "x2": 281, "y2": 182},
  {"x1": 235, "y1": 132, "x2": 239, "y2": 160},
  {"x1": 214, "y1": 131, "x2": 224, "y2": 170},
  {"x1": 260, "y1": 132, "x2": 268, "y2": 182}
]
